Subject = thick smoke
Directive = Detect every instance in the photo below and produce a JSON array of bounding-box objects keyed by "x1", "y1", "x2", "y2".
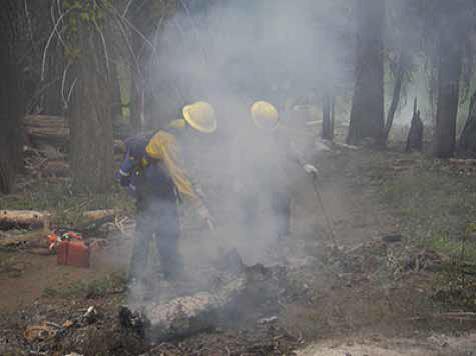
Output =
[{"x1": 130, "y1": 0, "x2": 353, "y2": 303}]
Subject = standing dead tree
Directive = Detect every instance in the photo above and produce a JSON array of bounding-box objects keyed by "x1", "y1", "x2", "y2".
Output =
[
  {"x1": 406, "y1": 98, "x2": 423, "y2": 152},
  {"x1": 384, "y1": 52, "x2": 408, "y2": 143},
  {"x1": 321, "y1": 92, "x2": 335, "y2": 141}
]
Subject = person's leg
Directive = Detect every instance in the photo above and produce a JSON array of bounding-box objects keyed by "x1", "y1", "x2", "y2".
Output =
[
  {"x1": 272, "y1": 190, "x2": 291, "y2": 239},
  {"x1": 128, "y1": 201, "x2": 153, "y2": 283},
  {"x1": 155, "y1": 199, "x2": 183, "y2": 281}
]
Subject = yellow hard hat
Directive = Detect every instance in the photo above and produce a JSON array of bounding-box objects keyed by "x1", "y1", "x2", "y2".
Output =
[
  {"x1": 251, "y1": 101, "x2": 279, "y2": 129},
  {"x1": 182, "y1": 101, "x2": 217, "y2": 133}
]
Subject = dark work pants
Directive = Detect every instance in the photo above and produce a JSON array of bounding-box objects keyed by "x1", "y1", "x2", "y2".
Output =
[
  {"x1": 272, "y1": 191, "x2": 291, "y2": 238},
  {"x1": 129, "y1": 197, "x2": 182, "y2": 282}
]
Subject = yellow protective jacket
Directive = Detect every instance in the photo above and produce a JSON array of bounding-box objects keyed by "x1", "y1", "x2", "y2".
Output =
[{"x1": 145, "y1": 130, "x2": 199, "y2": 202}]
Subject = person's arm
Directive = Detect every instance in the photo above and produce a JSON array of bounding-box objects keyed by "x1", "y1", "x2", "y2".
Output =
[
  {"x1": 116, "y1": 149, "x2": 133, "y2": 186},
  {"x1": 278, "y1": 127, "x2": 319, "y2": 175},
  {"x1": 146, "y1": 131, "x2": 215, "y2": 229}
]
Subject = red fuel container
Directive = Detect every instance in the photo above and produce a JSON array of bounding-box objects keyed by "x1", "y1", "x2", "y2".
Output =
[{"x1": 56, "y1": 240, "x2": 90, "y2": 268}]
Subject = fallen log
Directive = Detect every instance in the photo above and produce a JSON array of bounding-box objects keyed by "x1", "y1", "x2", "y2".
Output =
[
  {"x1": 448, "y1": 159, "x2": 476, "y2": 166},
  {"x1": 0, "y1": 210, "x2": 50, "y2": 229},
  {"x1": 145, "y1": 277, "x2": 247, "y2": 342},
  {"x1": 23, "y1": 115, "x2": 69, "y2": 146},
  {"x1": 0, "y1": 229, "x2": 48, "y2": 247},
  {"x1": 41, "y1": 160, "x2": 69, "y2": 177},
  {"x1": 82, "y1": 209, "x2": 116, "y2": 221},
  {"x1": 120, "y1": 263, "x2": 281, "y2": 343}
]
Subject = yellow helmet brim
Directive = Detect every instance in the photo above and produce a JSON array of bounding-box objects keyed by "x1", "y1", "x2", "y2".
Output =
[
  {"x1": 182, "y1": 102, "x2": 217, "y2": 133},
  {"x1": 251, "y1": 101, "x2": 279, "y2": 129}
]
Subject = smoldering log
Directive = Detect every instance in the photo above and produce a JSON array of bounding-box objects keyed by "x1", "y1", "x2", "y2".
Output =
[
  {"x1": 146, "y1": 278, "x2": 247, "y2": 342},
  {"x1": 120, "y1": 264, "x2": 281, "y2": 343}
]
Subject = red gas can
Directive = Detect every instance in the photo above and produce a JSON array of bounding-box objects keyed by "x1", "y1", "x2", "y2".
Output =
[{"x1": 56, "y1": 240, "x2": 90, "y2": 268}]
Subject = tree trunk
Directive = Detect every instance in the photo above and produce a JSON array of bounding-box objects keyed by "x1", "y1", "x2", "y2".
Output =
[
  {"x1": 406, "y1": 98, "x2": 423, "y2": 152},
  {"x1": 42, "y1": 45, "x2": 65, "y2": 116},
  {"x1": 458, "y1": 90, "x2": 476, "y2": 155},
  {"x1": 434, "y1": 32, "x2": 463, "y2": 158},
  {"x1": 384, "y1": 55, "x2": 405, "y2": 143},
  {"x1": 110, "y1": 63, "x2": 124, "y2": 124},
  {"x1": 69, "y1": 21, "x2": 113, "y2": 193},
  {"x1": 347, "y1": 0, "x2": 385, "y2": 146},
  {"x1": 129, "y1": 83, "x2": 144, "y2": 134},
  {"x1": 0, "y1": 2, "x2": 24, "y2": 194},
  {"x1": 322, "y1": 92, "x2": 335, "y2": 140}
]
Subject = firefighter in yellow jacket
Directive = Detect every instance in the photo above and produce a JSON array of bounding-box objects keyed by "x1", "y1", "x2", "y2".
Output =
[
  {"x1": 240, "y1": 101, "x2": 318, "y2": 241},
  {"x1": 232, "y1": 101, "x2": 291, "y2": 242},
  {"x1": 117, "y1": 102, "x2": 216, "y2": 285}
]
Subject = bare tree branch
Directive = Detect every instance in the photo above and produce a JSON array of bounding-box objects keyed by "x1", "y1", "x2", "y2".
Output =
[{"x1": 41, "y1": 7, "x2": 72, "y2": 81}]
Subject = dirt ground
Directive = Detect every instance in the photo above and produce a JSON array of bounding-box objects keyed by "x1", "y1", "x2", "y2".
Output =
[{"x1": 2, "y1": 143, "x2": 476, "y2": 355}]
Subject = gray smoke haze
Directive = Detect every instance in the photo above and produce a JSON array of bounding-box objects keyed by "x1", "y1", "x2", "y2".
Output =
[{"x1": 130, "y1": 0, "x2": 355, "y2": 304}]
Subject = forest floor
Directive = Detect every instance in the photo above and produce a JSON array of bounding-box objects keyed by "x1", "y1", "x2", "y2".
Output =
[{"x1": 2, "y1": 140, "x2": 476, "y2": 355}]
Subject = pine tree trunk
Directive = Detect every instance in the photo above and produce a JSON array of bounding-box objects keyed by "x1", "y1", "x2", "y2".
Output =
[
  {"x1": 42, "y1": 45, "x2": 65, "y2": 116},
  {"x1": 69, "y1": 21, "x2": 113, "y2": 193},
  {"x1": 434, "y1": 32, "x2": 462, "y2": 158},
  {"x1": 0, "y1": 1, "x2": 24, "y2": 194},
  {"x1": 129, "y1": 83, "x2": 143, "y2": 134},
  {"x1": 459, "y1": 90, "x2": 476, "y2": 155},
  {"x1": 347, "y1": 0, "x2": 385, "y2": 146}
]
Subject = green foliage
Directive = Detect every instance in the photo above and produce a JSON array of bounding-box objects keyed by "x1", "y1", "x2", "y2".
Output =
[
  {"x1": 43, "y1": 271, "x2": 127, "y2": 299},
  {"x1": 62, "y1": 0, "x2": 111, "y2": 61},
  {"x1": 371, "y1": 153, "x2": 476, "y2": 257},
  {"x1": 0, "y1": 179, "x2": 134, "y2": 226}
]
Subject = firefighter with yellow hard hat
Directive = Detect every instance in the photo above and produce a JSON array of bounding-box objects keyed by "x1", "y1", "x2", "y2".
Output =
[
  {"x1": 231, "y1": 100, "x2": 291, "y2": 243},
  {"x1": 117, "y1": 101, "x2": 216, "y2": 287},
  {"x1": 241, "y1": 100, "x2": 318, "y2": 242}
]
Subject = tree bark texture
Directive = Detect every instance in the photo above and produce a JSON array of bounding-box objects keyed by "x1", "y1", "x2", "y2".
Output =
[
  {"x1": 434, "y1": 32, "x2": 463, "y2": 158},
  {"x1": 0, "y1": 1, "x2": 25, "y2": 194},
  {"x1": 459, "y1": 90, "x2": 476, "y2": 155},
  {"x1": 384, "y1": 56, "x2": 405, "y2": 143},
  {"x1": 69, "y1": 21, "x2": 113, "y2": 193},
  {"x1": 406, "y1": 98, "x2": 423, "y2": 152},
  {"x1": 347, "y1": 0, "x2": 385, "y2": 146}
]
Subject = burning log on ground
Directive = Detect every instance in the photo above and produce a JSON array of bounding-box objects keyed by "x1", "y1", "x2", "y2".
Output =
[{"x1": 120, "y1": 262, "x2": 283, "y2": 343}]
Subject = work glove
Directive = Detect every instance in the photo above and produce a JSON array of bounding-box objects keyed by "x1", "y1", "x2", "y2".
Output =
[
  {"x1": 197, "y1": 205, "x2": 215, "y2": 230},
  {"x1": 303, "y1": 164, "x2": 318, "y2": 175}
]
